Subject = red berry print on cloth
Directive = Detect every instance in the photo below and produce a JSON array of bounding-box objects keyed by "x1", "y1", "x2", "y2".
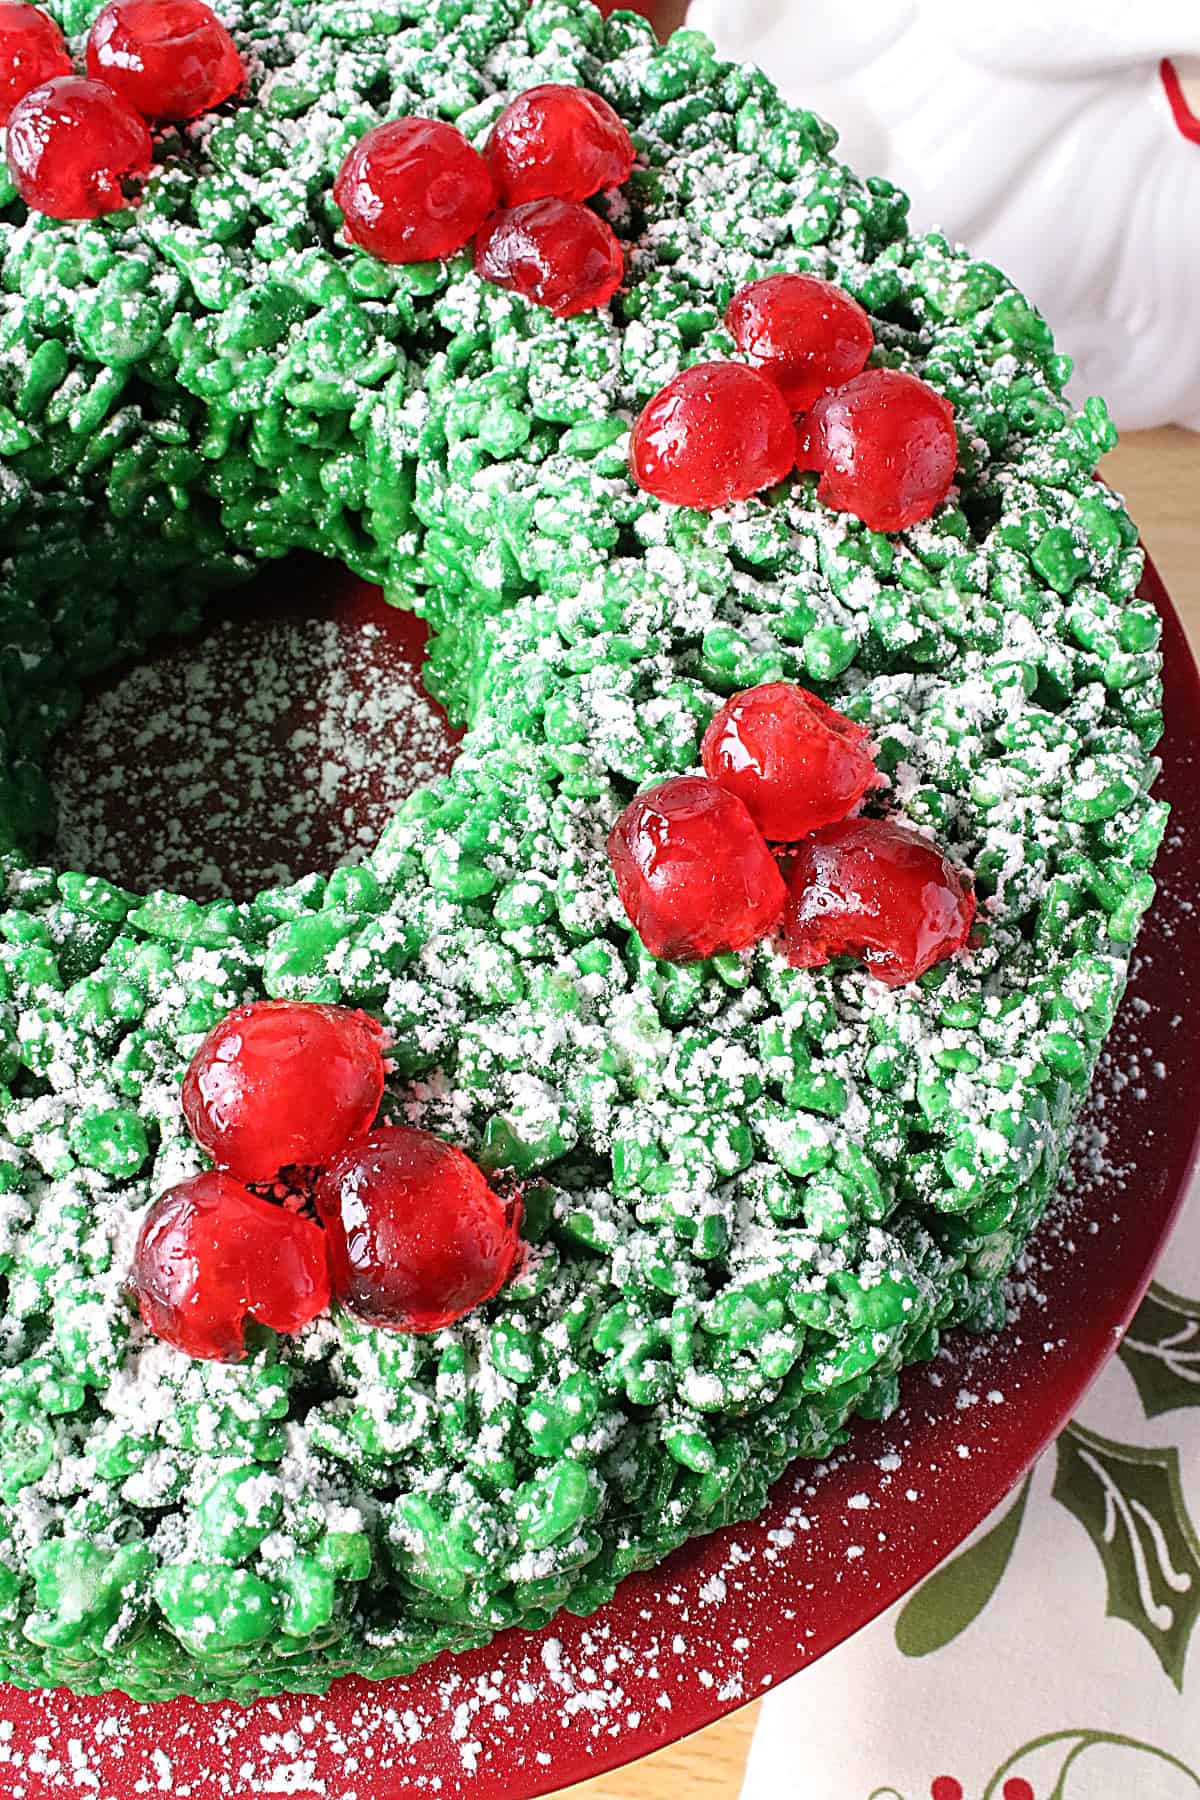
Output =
[
  {"x1": 608, "y1": 775, "x2": 787, "y2": 962},
  {"x1": 701, "y1": 681, "x2": 878, "y2": 842},
  {"x1": 486, "y1": 82, "x2": 635, "y2": 205},
  {"x1": 131, "y1": 1172, "x2": 331, "y2": 1362},
  {"x1": 182, "y1": 999, "x2": 385, "y2": 1184},
  {"x1": 785, "y1": 816, "x2": 975, "y2": 986},
  {"x1": 1003, "y1": 1783, "x2": 1036, "y2": 1800},
  {"x1": 316, "y1": 1127, "x2": 523, "y2": 1334},
  {"x1": 796, "y1": 366, "x2": 958, "y2": 533},
  {"x1": 0, "y1": 2, "x2": 70, "y2": 128},
  {"x1": 86, "y1": 0, "x2": 244, "y2": 123},
  {"x1": 726, "y1": 273, "x2": 874, "y2": 414},
  {"x1": 630, "y1": 361, "x2": 797, "y2": 510},
  {"x1": 930, "y1": 1782, "x2": 965, "y2": 1800},
  {"x1": 474, "y1": 196, "x2": 624, "y2": 317},
  {"x1": 6, "y1": 75, "x2": 152, "y2": 219},
  {"x1": 335, "y1": 116, "x2": 496, "y2": 264}
]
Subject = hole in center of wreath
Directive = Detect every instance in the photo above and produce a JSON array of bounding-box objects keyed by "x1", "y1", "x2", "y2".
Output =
[{"x1": 51, "y1": 557, "x2": 461, "y2": 903}]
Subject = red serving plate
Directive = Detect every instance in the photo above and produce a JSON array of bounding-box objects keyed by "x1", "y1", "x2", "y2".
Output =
[{"x1": 6, "y1": 553, "x2": 1198, "y2": 1799}]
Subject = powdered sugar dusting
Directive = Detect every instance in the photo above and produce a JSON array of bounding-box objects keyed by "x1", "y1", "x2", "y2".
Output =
[
  {"x1": 52, "y1": 600, "x2": 456, "y2": 902},
  {"x1": 0, "y1": 949, "x2": 1183, "y2": 1800}
]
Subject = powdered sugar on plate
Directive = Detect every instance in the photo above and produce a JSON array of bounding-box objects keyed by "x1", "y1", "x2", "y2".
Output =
[{"x1": 51, "y1": 591, "x2": 457, "y2": 903}]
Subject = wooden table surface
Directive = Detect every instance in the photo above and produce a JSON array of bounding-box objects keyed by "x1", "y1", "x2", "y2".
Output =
[{"x1": 556, "y1": 424, "x2": 1200, "y2": 1800}]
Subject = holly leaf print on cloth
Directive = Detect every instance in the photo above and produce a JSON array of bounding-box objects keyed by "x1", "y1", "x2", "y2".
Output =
[
  {"x1": 867, "y1": 1727, "x2": 1200, "y2": 1798},
  {"x1": 1119, "y1": 1283, "x2": 1200, "y2": 1417},
  {"x1": 1054, "y1": 1422, "x2": 1200, "y2": 1688},
  {"x1": 894, "y1": 1476, "x2": 1031, "y2": 1658},
  {"x1": 984, "y1": 1730, "x2": 1200, "y2": 1798}
]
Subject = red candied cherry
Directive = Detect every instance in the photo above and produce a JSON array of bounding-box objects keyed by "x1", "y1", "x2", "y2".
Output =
[
  {"x1": 335, "y1": 116, "x2": 496, "y2": 264},
  {"x1": 0, "y1": 3, "x2": 70, "y2": 128},
  {"x1": 725, "y1": 274, "x2": 874, "y2": 414},
  {"x1": 474, "y1": 196, "x2": 624, "y2": 318},
  {"x1": 608, "y1": 775, "x2": 787, "y2": 962},
  {"x1": 701, "y1": 681, "x2": 878, "y2": 842},
  {"x1": 485, "y1": 83, "x2": 635, "y2": 206},
  {"x1": 131, "y1": 1172, "x2": 331, "y2": 1362},
  {"x1": 315, "y1": 1127, "x2": 523, "y2": 1334},
  {"x1": 784, "y1": 816, "x2": 975, "y2": 986},
  {"x1": 795, "y1": 366, "x2": 958, "y2": 533},
  {"x1": 182, "y1": 1000, "x2": 385, "y2": 1184},
  {"x1": 6, "y1": 76, "x2": 152, "y2": 219},
  {"x1": 86, "y1": 0, "x2": 243, "y2": 123},
  {"x1": 630, "y1": 361, "x2": 797, "y2": 511}
]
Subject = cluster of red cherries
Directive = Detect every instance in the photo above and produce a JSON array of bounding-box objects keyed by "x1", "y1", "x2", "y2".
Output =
[
  {"x1": 608, "y1": 680, "x2": 975, "y2": 982},
  {"x1": 329, "y1": 82, "x2": 957, "y2": 533},
  {"x1": 632, "y1": 273, "x2": 959, "y2": 528},
  {"x1": 333, "y1": 82, "x2": 636, "y2": 319},
  {"x1": 1, "y1": 0, "x2": 244, "y2": 219},
  {"x1": 329, "y1": 86, "x2": 957, "y2": 530},
  {"x1": 610, "y1": 272, "x2": 970, "y2": 973},
  {"x1": 132, "y1": 1000, "x2": 522, "y2": 1362},
  {"x1": 1, "y1": 12, "x2": 956, "y2": 539}
]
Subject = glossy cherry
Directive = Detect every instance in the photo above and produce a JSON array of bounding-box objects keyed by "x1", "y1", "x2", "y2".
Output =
[
  {"x1": 316, "y1": 1127, "x2": 523, "y2": 1334},
  {"x1": 0, "y1": 2, "x2": 70, "y2": 128},
  {"x1": 795, "y1": 366, "x2": 958, "y2": 533},
  {"x1": 182, "y1": 1000, "x2": 385, "y2": 1184},
  {"x1": 784, "y1": 817, "x2": 975, "y2": 986},
  {"x1": 701, "y1": 681, "x2": 878, "y2": 842},
  {"x1": 86, "y1": 0, "x2": 243, "y2": 123},
  {"x1": 335, "y1": 116, "x2": 496, "y2": 264},
  {"x1": 485, "y1": 83, "x2": 635, "y2": 205},
  {"x1": 6, "y1": 76, "x2": 152, "y2": 219},
  {"x1": 725, "y1": 273, "x2": 874, "y2": 414},
  {"x1": 630, "y1": 361, "x2": 797, "y2": 511},
  {"x1": 608, "y1": 775, "x2": 787, "y2": 962},
  {"x1": 474, "y1": 197, "x2": 624, "y2": 317},
  {"x1": 131, "y1": 1172, "x2": 331, "y2": 1362}
]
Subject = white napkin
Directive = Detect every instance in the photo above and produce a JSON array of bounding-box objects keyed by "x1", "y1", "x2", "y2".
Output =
[
  {"x1": 685, "y1": 0, "x2": 1200, "y2": 431},
  {"x1": 740, "y1": 1167, "x2": 1200, "y2": 1800}
]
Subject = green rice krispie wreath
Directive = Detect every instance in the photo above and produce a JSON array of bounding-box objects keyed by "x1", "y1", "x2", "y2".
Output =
[{"x1": 0, "y1": 0, "x2": 1164, "y2": 1703}]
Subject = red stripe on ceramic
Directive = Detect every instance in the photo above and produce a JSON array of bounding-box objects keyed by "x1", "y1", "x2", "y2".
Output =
[{"x1": 1161, "y1": 58, "x2": 1200, "y2": 145}]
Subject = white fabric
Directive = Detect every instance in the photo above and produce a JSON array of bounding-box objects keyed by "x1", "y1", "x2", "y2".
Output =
[
  {"x1": 685, "y1": 0, "x2": 1200, "y2": 430},
  {"x1": 740, "y1": 1166, "x2": 1200, "y2": 1800}
]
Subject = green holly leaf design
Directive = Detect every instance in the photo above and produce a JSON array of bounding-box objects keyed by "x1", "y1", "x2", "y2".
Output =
[
  {"x1": 1054, "y1": 1421, "x2": 1200, "y2": 1688},
  {"x1": 1119, "y1": 1283, "x2": 1200, "y2": 1417},
  {"x1": 894, "y1": 1475, "x2": 1030, "y2": 1658}
]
